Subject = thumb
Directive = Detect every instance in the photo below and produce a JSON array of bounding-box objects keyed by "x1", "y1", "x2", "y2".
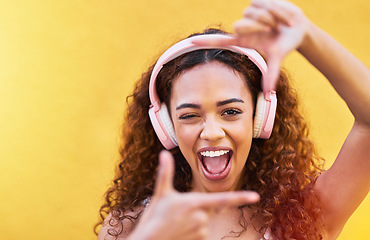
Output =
[
  {"x1": 264, "y1": 53, "x2": 283, "y2": 93},
  {"x1": 154, "y1": 150, "x2": 175, "y2": 197}
]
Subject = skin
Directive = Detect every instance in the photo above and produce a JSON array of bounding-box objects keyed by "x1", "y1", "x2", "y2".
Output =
[
  {"x1": 126, "y1": 64, "x2": 264, "y2": 240},
  {"x1": 99, "y1": 0, "x2": 370, "y2": 239},
  {"x1": 170, "y1": 62, "x2": 254, "y2": 193},
  {"x1": 126, "y1": 151, "x2": 261, "y2": 240},
  {"x1": 194, "y1": 0, "x2": 370, "y2": 238}
]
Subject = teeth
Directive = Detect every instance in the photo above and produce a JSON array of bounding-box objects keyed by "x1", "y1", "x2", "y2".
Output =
[{"x1": 200, "y1": 150, "x2": 230, "y2": 157}]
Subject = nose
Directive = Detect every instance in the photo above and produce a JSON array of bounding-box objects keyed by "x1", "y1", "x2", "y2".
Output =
[{"x1": 200, "y1": 118, "x2": 225, "y2": 141}]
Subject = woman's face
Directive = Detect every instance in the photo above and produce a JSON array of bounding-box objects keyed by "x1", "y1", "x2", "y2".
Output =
[{"x1": 170, "y1": 61, "x2": 254, "y2": 193}]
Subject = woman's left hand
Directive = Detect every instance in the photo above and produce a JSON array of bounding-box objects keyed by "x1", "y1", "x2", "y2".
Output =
[{"x1": 193, "y1": 0, "x2": 310, "y2": 91}]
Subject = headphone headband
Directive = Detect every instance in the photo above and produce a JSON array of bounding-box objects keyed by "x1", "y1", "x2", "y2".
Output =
[{"x1": 149, "y1": 34, "x2": 269, "y2": 111}]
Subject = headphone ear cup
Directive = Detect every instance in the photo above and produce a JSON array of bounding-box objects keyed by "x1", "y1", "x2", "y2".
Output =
[
  {"x1": 158, "y1": 103, "x2": 178, "y2": 146},
  {"x1": 148, "y1": 103, "x2": 178, "y2": 149},
  {"x1": 253, "y1": 92, "x2": 266, "y2": 138},
  {"x1": 253, "y1": 92, "x2": 277, "y2": 139}
]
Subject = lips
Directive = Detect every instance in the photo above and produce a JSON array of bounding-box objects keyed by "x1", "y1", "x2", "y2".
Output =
[{"x1": 197, "y1": 148, "x2": 233, "y2": 181}]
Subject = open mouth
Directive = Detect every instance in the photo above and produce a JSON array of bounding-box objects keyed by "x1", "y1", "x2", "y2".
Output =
[{"x1": 197, "y1": 149, "x2": 233, "y2": 181}]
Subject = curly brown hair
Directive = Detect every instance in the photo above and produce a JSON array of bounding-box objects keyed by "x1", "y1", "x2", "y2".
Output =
[{"x1": 96, "y1": 28, "x2": 325, "y2": 239}]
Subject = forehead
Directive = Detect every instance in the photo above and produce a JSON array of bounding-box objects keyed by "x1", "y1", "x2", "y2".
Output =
[{"x1": 170, "y1": 61, "x2": 252, "y2": 104}]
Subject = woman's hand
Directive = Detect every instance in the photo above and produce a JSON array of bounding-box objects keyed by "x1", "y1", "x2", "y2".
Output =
[
  {"x1": 193, "y1": 0, "x2": 310, "y2": 92},
  {"x1": 236, "y1": 0, "x2": 309, "y2": 89},
  {"x1": 128, "y1": 150, "x2": 260, "y2": 240}
]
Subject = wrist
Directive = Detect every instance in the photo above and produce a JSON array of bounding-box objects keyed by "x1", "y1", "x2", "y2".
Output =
[{"x1": 297, "y1": 21, "x2": 318, "y2": 55}]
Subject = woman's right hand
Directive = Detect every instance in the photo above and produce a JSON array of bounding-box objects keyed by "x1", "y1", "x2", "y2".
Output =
[{"x1": 128, "y1": 150, "x2": 260, "y2": 240}]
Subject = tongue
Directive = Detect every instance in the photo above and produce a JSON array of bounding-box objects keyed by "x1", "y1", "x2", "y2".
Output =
[{"x1": 202, "y1": 155, "x2": 229, "y2": 174}]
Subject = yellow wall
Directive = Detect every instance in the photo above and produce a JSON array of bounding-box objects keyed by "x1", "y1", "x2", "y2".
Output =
[{"x1": 0, "y1": 0, "x2": 368, "y2": 239}]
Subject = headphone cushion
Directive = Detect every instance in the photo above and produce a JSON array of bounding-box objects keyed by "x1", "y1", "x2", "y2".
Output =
[
  {"x1": 253, "y1": 92, "x2": 266, "y2": 138},
  {"x1": 149, "y1": 103, "x2": 178, "y2": 150},
  {"x1": 158, "y1": 103, "x2": 178, "y2": 148}
]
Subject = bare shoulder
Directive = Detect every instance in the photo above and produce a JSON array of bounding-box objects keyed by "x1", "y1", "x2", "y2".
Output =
[{"x1": 98, "y1": 207, "x2": 145, "y2": 240}]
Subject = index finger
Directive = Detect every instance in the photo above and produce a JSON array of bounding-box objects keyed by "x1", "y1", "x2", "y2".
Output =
[
  {"x1": 252, "y1": 0, "x2": 296, "y2": 26},
  {"x1": 190, "y1": 35, "x2": 238, "y2": 47},
  {"x1": 187, "y1": 191, "x2": 260, "y2": 210}
]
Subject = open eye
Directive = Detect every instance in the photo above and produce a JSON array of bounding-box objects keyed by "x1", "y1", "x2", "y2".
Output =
[{"x1": 221, "y1": 108, "x2": 242, "y2": 117}]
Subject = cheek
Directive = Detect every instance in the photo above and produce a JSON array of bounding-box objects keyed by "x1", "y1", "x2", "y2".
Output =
[
  {"x1": 174, "y1": 124, "x2": 199, "y2": 149},
  {"x1": 229, "y1": 114, "x2": 254, "y2": 136},
  {"x1": 174, "y1": 125, "x2": 201, "y2": 169},
  {"x1": 229, "y1": 117, "x2": 254, "y2": 151}
]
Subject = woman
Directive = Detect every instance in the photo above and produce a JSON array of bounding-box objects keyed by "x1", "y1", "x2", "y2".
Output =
[{"x1": 96, "y1": 0, "x2": 370, "y2": 239}]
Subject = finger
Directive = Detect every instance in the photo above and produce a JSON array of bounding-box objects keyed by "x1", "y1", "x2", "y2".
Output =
[
  {"x1": 187, "y1": 191, "x2": 260, "y2": 210},
  {"x1": 234, "y1": 18, "x2": 271, "y2": 35},
  {"x1": 154, "y1": 150, "x2": 175, "y2": 197},
  {"x1": 190, "y1": 35, "x2": 238, "y2": 47},
  {"x1": 252, "y1": 0, "x2": 294, "y2": 26},
  {"x1": 243, "y1": 6, "x2": 277, "y2": 28},
  {"x1": 184, "y1": 210, "x2": 209, "y2": 231},
  {"x1": 264, "y1": 52, "x2": 283, "y2": 93}
]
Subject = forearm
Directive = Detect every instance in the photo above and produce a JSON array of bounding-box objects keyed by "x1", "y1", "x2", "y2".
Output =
[{"x1": 298, "y1": 22, "x2": 370, "y2": 125}]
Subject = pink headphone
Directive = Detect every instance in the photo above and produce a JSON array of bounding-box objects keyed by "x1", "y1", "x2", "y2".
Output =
[{"x1": 148, "y1": 34, "x2": 277, "y2": 149}]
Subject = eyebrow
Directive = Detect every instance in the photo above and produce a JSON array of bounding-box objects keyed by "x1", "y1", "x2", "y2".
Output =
[
  {"x1": 217, "y1": 98, "x2": 244, "y2": 107},
  {"x1": 176, "y1": 103, "x2": 201, "y2": 110},
  {"x1": 176, "y1": 98, "x2": 244, "y2": 110}
]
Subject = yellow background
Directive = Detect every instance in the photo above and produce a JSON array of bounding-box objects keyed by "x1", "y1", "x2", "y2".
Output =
[{"x1": 0, "y1": 0, "x2": 368, "y2": 239}]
